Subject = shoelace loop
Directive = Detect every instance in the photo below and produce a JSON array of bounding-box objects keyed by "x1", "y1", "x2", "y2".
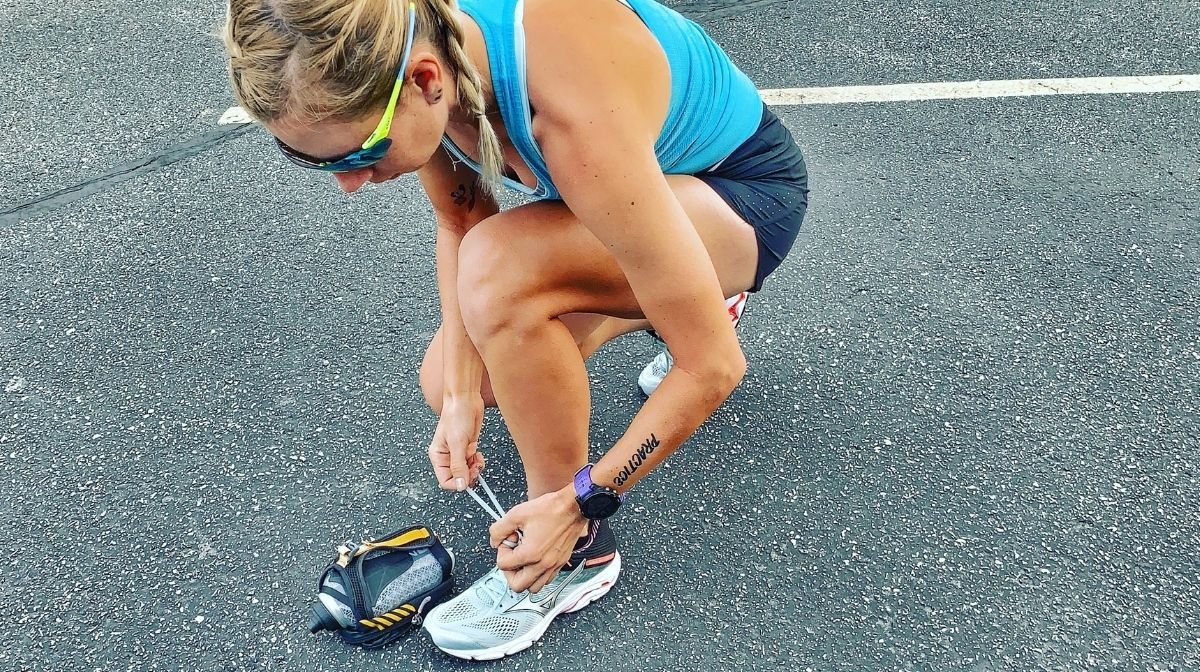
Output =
[
  {"x1": 467, "y1": 475, "x2": 523, "y2": 549},
  {"x1": 478, "y1": 568, "x2": 520, "y2": 607}
]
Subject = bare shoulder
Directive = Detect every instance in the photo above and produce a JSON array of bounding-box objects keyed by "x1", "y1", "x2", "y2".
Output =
[{"x1": 522, "y1": 0, "x2": 669, "y2": 138}]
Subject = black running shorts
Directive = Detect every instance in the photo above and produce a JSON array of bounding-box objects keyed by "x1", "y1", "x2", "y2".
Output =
[{"x1": 696, "y1": 103, "x2": 809, "y2": 292}]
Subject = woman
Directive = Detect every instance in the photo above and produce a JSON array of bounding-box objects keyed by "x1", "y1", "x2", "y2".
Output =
[{"x1": 224, "y1": 0, "x2": 807, "y2": 659}]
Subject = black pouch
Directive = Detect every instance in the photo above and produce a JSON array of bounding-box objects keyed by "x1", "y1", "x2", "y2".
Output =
[{"x1": 307, "y1": 526, "x2": 455, "y2": 649}]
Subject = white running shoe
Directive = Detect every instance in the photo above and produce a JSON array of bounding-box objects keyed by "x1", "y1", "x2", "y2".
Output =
[
  {"x1": 423, "y1": 554, "x2": 621, "y2": 660},
  {"x1": 637, "y1": 291, "x2": 749, "y2": 397},
  {"x1": 423, "y1": 475, "x2": 621, "y2": 660}
]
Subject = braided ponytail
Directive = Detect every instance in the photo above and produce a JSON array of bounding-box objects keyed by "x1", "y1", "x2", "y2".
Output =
[{"x1": 421, "y1": 0, "x2": 504, "y2": 194}]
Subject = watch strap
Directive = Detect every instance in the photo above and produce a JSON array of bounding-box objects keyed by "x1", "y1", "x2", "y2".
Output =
[{"x1": 573, "y1": 463, "x2": 627, "y2": 501}]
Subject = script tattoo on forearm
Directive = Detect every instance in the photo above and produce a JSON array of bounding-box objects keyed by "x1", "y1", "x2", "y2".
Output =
[
  {"x1": 450, "y1": 181, "x2": 477, "y2": 212},
  {"x1": 613, "y1": 434, "x2": 660, "y2": 486}
]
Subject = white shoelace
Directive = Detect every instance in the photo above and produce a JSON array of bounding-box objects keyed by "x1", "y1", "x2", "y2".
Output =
[
  {"x1": 463, "y1": 475, "x2": 525, "y2": 606},
  {"x1": 465, "y1": 474, "x2": 507, "y2": 522},
  {"x1": 465, "y1": 475, "x2": 524, "y2": 551},
  {"x1": 477, "y1": 567, "x2": 517, "y2": 607}
]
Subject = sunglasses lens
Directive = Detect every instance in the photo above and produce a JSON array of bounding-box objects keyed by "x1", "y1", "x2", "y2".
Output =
[{"x1": 276, "y1": 138, "x2": 392, "y2": 172}]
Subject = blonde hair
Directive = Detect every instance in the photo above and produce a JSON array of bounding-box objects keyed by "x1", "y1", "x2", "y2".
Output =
[{"x1": 223, "y1": 0, "x2": 503, "y2": 192}]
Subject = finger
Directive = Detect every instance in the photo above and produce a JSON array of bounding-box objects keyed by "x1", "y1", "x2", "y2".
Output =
[
  {"x1": 489, "y1": 517, "x2": 522, "y2": 551},
  {"x1": 449, "y1": 442, "x2": 471, "y2": 491},
  {"x1": 428, "y1": 443, "x2": 455, "y2": 488},
  {"x1": 502, "y1": 568, "x2": 523, "y2": 592},
  {"x1": 434, "y1": 459, "x2": 458, "y2": 490},
  {"x1": 427, "y1": 441, "x2": 450, "y2": 468},
  {"x1": 461, "y1": 437, "x2": 478, "y2": 460},
  {"x1": 432, "y1": 464, "x2": 454, "y2": 485},
  {"x1": 467, "y1": 452, "x2": 485, "y2": 487},
  {"x1": 527, "y1": 564, "x2": 558, "y2": 594},
  {"x1": 505, "y1": 565, "x2": 540, "y2": 594},
  {"x1": 496, "y1": 540, "x2": 533, "y2": 572},
  {"x1": 523, "y1": 561, "x2": 564, "y2": 594},
  {"x1": 436, "y1": 462, "x2": 461, "y2": 490}
]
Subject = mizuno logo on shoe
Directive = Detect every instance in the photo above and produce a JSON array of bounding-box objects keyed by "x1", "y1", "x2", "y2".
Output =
[{"x1": 504, "y1": 562, "x2": 588, "y2": 615}]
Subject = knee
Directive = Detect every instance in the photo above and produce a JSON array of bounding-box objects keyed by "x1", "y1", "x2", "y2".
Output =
[{"x1": 457, "y1": 219, "x2": 544, "y2": 347}]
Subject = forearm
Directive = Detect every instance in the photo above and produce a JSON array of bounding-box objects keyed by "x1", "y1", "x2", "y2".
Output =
[
  {"x1": 534, "y1": 71, "x2": 754, "y2": 498},
  {"x1": 417, "y1": 148, "x2": 500, "y2": 404},
  {"x1": 435, "y1": 223, "x2": 485, "y2": 401},
  {"x1": 592, "y1": 356, "x2": 744, "y2": 493}
]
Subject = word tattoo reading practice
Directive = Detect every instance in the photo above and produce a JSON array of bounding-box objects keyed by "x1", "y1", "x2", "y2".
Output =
[{"x1": 613, "y1": 434, "x2": 660, "y2": 486}]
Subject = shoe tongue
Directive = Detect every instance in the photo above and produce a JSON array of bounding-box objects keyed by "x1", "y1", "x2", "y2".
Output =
[{"x1": 477, "y1": 567, "x2": 521, "y2": 602}]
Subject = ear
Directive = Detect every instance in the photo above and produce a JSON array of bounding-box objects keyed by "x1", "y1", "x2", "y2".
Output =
[{"x1": 410, "y1": 53, "x2": 446, "y2": 105}]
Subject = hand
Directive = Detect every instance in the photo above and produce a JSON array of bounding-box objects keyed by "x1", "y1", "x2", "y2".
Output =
[
  {"x1": 489, "y1": 487, "x2": 587, "y2": 593},
  {"x1": 427, "y1": 395, "x2": 485, "y2": 491}
]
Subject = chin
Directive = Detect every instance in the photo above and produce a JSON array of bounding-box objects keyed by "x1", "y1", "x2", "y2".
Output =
[
  {"x1": 387, "y1": 167, "x2": 416, "y2": 182},
  {"x1": 389, "y1": 158, "x2": 430, "y2": 180}
]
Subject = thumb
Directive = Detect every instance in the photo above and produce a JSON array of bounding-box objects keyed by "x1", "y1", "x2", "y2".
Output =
[
  {"x1": 449, "y1": 439, "x2": 474, "y2": 492},
  {"x1": 489, "y1": 513, "x2": 522, "y2": 550}
]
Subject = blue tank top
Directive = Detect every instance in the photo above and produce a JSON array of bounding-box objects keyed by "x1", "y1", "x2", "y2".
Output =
[{"x1": 442, "y1": 0, "x2": 762, "y2": 200}]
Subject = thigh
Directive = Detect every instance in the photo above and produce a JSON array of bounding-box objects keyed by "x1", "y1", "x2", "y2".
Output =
[
  {"x1": 419, "y1": 312, "x2": 647, "y2": 409},
  {"x1": 459, "y1": 174, "x2": 759, "y2": 321},
  {"x1": 422, "y1": 176, "x2": 758, "y2": 408}
]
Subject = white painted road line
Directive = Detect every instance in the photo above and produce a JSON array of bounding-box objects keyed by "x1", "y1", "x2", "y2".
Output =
[
  {"x1": 219, "y1": 74, "x2": 1200, "y2": 123},
  {"x1": 218, "y1": 107, "x2": 254, "y2": 125},
  {"x1": 758, "y1": 74, "x2": 1200, "y2": 105}
]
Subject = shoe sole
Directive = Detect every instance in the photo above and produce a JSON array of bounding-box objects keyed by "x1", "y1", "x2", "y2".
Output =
[{"x1": 433, "y1": 552, "x2": 622, "y2": 661}]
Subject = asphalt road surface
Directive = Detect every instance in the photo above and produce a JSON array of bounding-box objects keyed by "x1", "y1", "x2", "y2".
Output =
[{"x1": 2, "y1": 1, "x2": 1197, "y2": 670}]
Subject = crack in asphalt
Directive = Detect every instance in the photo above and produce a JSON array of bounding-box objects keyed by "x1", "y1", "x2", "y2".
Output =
[
  {"x1": 0, "y1": 1, "x2": 784, "y2": 226},
  {"x1": 1, "y1": 123, "x2": 254, "y2": 227}
]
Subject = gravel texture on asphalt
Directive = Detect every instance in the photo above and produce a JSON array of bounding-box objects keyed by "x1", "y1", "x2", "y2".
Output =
[{"x1": 2, "y1": 1, "x2": 1198, "y2": 671}]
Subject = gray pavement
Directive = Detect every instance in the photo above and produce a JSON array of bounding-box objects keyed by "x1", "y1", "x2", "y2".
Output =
[{"x1": 2, "y1": 1, "x2": 1198, "y2": 671}]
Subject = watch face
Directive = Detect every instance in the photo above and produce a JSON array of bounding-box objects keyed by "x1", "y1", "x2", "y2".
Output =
[{"x1": 582, "y1": 491, "x2": 621, "y2": 519}]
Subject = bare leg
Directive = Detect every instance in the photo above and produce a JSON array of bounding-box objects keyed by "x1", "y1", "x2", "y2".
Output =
[
  {"x1": 443, "y1": 176, "x2": 758, "y2": 498},
  {"x1": 419, "y1": 312, "x2": 647, "y2": 412}
]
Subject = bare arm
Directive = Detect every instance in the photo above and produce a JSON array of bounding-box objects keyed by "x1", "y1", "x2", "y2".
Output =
[
  {"x1": 527, "y1": 3, "x2": 746, "y2": 493},
  {"x1": 418, "y1": 146, "x2": 499, "y2": 400},
  {"x1": 418, "y1": 146, "x2": 500, "y2": 488}
]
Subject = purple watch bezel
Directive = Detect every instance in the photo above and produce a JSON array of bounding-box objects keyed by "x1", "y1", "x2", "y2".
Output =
[{"x1": 572, "y1": 464, "x2": 626, "y2": 504}]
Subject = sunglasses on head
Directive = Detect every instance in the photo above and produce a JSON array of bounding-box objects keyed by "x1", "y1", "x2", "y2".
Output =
[{"x1": 275, "y1": 1, "x2": 417, "y2": 173}]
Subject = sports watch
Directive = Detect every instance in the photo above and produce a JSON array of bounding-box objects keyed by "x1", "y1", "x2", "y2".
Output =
[{"x1": 571, "y1": 464, "x2": 624, "y2": 520}]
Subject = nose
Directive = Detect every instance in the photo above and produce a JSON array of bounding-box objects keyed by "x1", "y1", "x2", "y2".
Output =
[{"x1": 333, "y1": 168, "x2": 373, "y2": 193}]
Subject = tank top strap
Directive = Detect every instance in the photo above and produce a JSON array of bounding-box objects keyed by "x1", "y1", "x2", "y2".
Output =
[{"x1": 453, "y1": 0, "x2": 559, "y2": 199}]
